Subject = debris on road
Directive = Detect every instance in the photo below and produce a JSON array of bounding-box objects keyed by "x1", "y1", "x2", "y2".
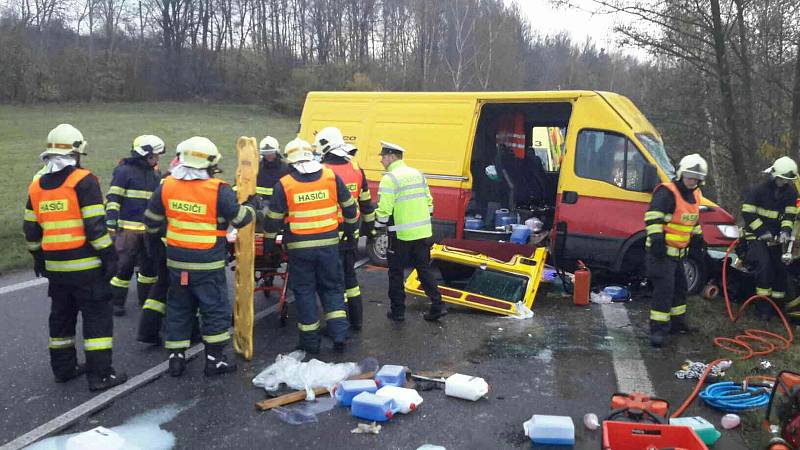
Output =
[
  {"x1": 271, "y1": 397, "x2": 337, "y2": 425},
  {"x1": 444, "y1": 373, "x2": 489, "y2": 401},
  {"x1": 523, "y1": 414, "x2": 575, "y2": 446},
  {"x1": 674, "y1": 359, "x2": 731, "y2": 380},
  {"x1": 350, "y1": 422, "x2": 382, "y2": 435}
]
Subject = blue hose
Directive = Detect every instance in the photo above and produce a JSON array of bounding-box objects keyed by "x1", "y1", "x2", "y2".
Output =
[{"x1": 699, "y1": 381, "x2": 771, "y2": 412}]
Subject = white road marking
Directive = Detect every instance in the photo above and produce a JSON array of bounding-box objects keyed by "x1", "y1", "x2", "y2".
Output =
[
  {"x1": 0, "y1": 301, "x2": 283, "y2": 450},
  {"x1": 600, "y1": 303, "x2": 655, "y2": 395},
  {"x1": 0, "y1": 278, "x2": 47, "y2": 296}
]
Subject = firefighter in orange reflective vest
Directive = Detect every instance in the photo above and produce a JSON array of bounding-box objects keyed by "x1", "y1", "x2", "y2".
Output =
[
  {"x1": 317, "y1": 127, "x2": 375, "y2": 330},
  {"x1": 644, "y1": 154, "x2": 707, "y2": 348},
  {"x1": 144, "y1": 137, "x2": 256, "y2": 377},
  {"x1": 263, "y1": 138, "x2": 359, "y2": 353},
  {"x1": 23, "y1": 124, "x2": 127, "y2": 391}
]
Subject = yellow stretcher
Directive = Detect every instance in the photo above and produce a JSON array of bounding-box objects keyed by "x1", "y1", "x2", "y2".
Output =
[{"x1": 404, "y1": 240, "x2": 548, "y2": 316}]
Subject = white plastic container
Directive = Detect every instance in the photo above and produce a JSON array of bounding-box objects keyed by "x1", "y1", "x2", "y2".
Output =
[
  {"x1": 66, "y1": 426, "x2": 125, "y2": 450},
  {"x1": 376, "y1": 386, "x2": 423, "y2": 414},
  {"x1": 522, "y1": 415, "x2": 575, "y2": 446},
  {"x1": 444, "y1": 373, "x2": 489, "y2": 401}
]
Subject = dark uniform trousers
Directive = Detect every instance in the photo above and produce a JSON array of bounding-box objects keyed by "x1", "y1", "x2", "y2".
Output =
[
  {"x1": 137, "y1": 247, "x2": 168, "y2": 342},
  {"x1": 165, "y1": 268, "x2": 230, "y2": 348},
  {"x1": 339, "y1": 236, "x2": 363, "y2": 328},
  {"x1": 744, "y1": 239, "x2": 788, "y2": 316},
  {"x1": 646, "y1": 253, "x2": 688, "y2": 334},
  {"x1": 110, "y1": 230, "x2": 157, "y2": 307},
  {"x1": 49, "y1": 279, "x2": 114, "y2": 378},
  {"x1": 387, "y1": 236, "x2": 443, "y2": 316},
  {"x1": 288, "y1": 245, "x2": 348, "y2": 348}
]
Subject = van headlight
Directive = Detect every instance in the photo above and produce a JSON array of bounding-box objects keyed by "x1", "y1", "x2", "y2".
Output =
[{"x1": 716, "y1": 225, "x2": 739, "y2": 239}]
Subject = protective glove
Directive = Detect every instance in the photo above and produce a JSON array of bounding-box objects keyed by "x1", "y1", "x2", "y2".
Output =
[
  {"x1": 758, "y1": 231, "x2": 774, "y2": 242},
  {"x1": 242, "y1": 194, "x2": 262, "y2": 212},
  {"x1": 649, "y1": 234, "x2": 667, "y2": 258},
  {"x1": 779, "y1": 230, "x2": 792, "y2": 244},
  {"x1": 32, "y1": 251, "x2": 45, "y2": 277},
  {"x1": 106, "y1": 220, "x2": 118, "y2": 235},
  {"x1": 99, "y1": 248, "x2": 118, "y2": 282},
  {"x1": 689, "y1": 235, "x2": 705, "y2": 253}
]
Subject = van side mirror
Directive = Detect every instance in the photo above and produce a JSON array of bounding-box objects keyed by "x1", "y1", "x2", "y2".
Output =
[{"x1": 641, "y1": 163, "x2": 659, "y2": 193}]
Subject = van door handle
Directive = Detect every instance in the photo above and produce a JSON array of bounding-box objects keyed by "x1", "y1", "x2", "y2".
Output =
[{"x1": 562, "y1": 191, "x2": 578, "y2": 204}]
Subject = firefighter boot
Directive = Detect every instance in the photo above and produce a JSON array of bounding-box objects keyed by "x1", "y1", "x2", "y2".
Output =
[
  {"x1": 55, "y1": 363, "x2": 86, "y2": 383},
  {"x1": 669, "y1": 315, "x2": 694, "y2": 335},
  {"x1": 88, "y1": 369, "x2": 128, "y2": 392},
  {"x1": 348, "y1": 296, "x2": 363, "y2": 331},
  {"x1": 650, "y1": 321, "x2": 669, "y2": 348},
  {"x1": 168, "y1": 351, "x2": 186, "y2": 377},
  {"x1": 423, "y1": 305, "x2": 449, "y2": 322},
  {"x1": 136, "y1": 309, "x2": 163, "y2": 345},
  {"x1": 204, "y1": 343, "x2": 237, "y2": 376}
]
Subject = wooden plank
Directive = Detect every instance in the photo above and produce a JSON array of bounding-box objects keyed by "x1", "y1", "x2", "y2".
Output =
[
  {"x1": 255, "y1": 371, "x2": 376, "y2": 411},
  {"x1": 233, "y1": 136, "x2": 259, "y2": 360}
]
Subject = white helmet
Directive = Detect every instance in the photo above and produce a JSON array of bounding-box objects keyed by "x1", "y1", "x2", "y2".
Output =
[
  {"x1": 314, "y1": 127, "x2": 348, "y2": 157},
  {"x1": 132, "y1": 135, "x2": 165, "y2": 157},
  {"x1": 176, "y1": 136, "x2": 222, "y2": 169},
  {"x1": 676, "y1": 153, "x2": 707, "y2": 181},
  {"x1": 343, "y1": 143, "x2": 358, "y2": 160},
  {"x1": 43, "y1": 124, "x2": 87, "y2": 158},
  {"x1": 764, "y1": 156, "x2": 798, "y2": 180},
  {"x1": 284, "y1": 138, "x2": 315, "y2": 164},
  {"x1": 259, "y1": 136, "x2": 280, "y2": 156}
]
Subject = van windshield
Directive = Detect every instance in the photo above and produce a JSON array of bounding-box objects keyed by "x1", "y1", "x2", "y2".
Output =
[{"x1": 636, "y1": 133, "x2": 676, "y2": 179}]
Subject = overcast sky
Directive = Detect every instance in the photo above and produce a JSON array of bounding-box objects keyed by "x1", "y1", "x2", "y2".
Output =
[{"x1": 515, "y1": 0, "x2": 624, "y2": 50}]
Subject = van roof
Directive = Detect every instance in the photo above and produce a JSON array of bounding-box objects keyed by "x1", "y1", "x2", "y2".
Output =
[{"x1": 307, "y1": 90, "x2": 661, "y2": 139}]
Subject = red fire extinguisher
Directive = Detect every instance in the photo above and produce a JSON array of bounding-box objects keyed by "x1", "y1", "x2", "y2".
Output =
[{"x1": 573, "y1": 260, "x2": 590, "y2": 306}]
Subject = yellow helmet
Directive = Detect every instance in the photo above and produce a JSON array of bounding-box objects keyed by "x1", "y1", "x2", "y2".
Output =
[
  {"x1": 176, "y1": 137, "x2": 222, "y2": 169},
  {"x1": 284, "y1": 138, "x2": 315, "y2": 164},
  {"x1": 43, "y1": 124, "x2": 87, "y2": 158}
]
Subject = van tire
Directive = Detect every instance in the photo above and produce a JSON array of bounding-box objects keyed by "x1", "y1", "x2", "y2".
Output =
[
  {"x1": 367, "y1": 232, "x2": 389, "y2": 267},
  {"x1": 683, "y1": 253, "x2": 708, "y2": 295}
]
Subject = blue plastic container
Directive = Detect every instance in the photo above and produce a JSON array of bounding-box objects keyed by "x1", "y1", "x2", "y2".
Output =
[
  {"x1": 465, "y1": 216, "x2": 484, "y2": 230},
  {"x1": 351, "y1": 392, "x2": 398, "y2": 422},
  {"x1": 510, "y1": 224, "x2": 531, "y2": 244},
  {"x1": 333, "y1": 379, "x2": 378, "y2": 406},
  {"x1": 494, "y1": 208, "x2": 511, "y2": 227},
  {"x1": 523, "y1": 415, "x2": 575, "y2": 446},
  {"x1": 602, "y1": 285, "x2": 629, "y2": 302},
  {"x1": 375, "y1": 365, "x2": 406, "y2": 387}
]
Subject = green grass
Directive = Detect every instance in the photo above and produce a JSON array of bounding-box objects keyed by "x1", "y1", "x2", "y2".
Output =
[
  {"x1": 688, "y1": 294, "x2": 800, "y2": 448},
  {"x1": 0, "y1": 102, "x2": 298, "y2": 273}
]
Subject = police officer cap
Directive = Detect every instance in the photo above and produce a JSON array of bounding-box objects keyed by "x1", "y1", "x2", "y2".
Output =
[{"x1": 379, "y1": 141, "x2": 405, "y2": 156}]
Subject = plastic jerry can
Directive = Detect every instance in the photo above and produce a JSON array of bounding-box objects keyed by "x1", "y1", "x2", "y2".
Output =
[
  {"x1": 573, "y1": 262, "x2": 590, "y2": 306},
  {"x1": 333, "y1": 379, "x2": 378, "y2": 406},
  {"x1": 522, "y1": 415, "x2": 575, "y2": 446},
  {"x1": 444, "y1": 373, "x2": 489, "y2": 401},
  {"x1": 375, "y1": 386, "x2": 423, "y2": 414},
  {"x1": 670, "y1": 416, "x2": 721, "y2": 445},
  {"x1": 510, "y1": 224, "x2": 531, "y2": 244},
  {"x1": 350, "y1": 392, "x2": 398, "y2": 422},
  {"x1": 465, "y1": 216, "x2": 484, "y2": 230},
  {"x1": 375, "y1": 365, "x2": 406, "y2": 387}
]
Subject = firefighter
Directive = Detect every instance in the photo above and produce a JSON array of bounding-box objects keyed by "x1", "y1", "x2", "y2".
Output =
[
  {"x1": 263, "y1": 138, "x2": 358, "y2": 353},
  {"x1": 256, "y1": 136, "x2": 290, "y2": 203},
  {"x1": 144, "y1": 137, "x2": 257, "y2": 377},
  {"x1": 644, "y1": 153, "x2": 707, "y2": 348},
  {"x1": 106, "y1": 135, "x2": 164, "y2": 316},
  {"x1": 317, "y1": 127, "x2": 375, "y2": 330},
  {"x1": 23, "y1": 124, "x2": 127, "y2": 391},
  {"x1": 741, "y1": 156, "x2": 799, "y2": 320},
  {"x1": 375, "y1": 141, "x2": 446, "y2": 322}
]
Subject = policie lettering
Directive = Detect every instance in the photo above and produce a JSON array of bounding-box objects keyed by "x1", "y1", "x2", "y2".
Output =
[
  {"x1": 169, "y1": 200, "x2": 208, "y2": 215},
  {"x1": 293, "y1": 189, "x2": 330, "y2": 204},
  {"x1": 39, "y1": 199, "x2": 68, "y2": 213}
]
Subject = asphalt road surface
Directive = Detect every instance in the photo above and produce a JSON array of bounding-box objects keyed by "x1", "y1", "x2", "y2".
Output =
[{"x1": 0, "y1": 265, "x2": 751, "y2": 449}]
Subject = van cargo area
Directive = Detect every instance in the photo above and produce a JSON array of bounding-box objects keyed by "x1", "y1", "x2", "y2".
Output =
[{"x1": 464, "y1": 102, "x2": 567, "y2": 245}]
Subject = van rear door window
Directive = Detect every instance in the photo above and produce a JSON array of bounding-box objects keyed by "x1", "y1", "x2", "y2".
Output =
[{"x1": 575, "y1": 130, "x2": 648, "y2": 192}]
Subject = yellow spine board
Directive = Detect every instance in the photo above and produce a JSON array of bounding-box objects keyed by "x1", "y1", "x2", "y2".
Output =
[
  {"x1": 233, "y1": 137, "x2": 259, "y2": 360},
  {"x1": 403, "y1": 244, "x2": 548, "y2": 316}
]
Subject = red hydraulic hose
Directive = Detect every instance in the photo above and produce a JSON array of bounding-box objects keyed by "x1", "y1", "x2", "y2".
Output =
[{"x1": 671, "y1": 238, "x2": 794, "y2": 418}]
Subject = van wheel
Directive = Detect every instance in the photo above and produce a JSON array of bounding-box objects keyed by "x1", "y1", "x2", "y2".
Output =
[
  {"x1": 367, "y1": 232, "x2": 389, "y2": 267},
  {"x1": 683, "y1": 253, "x2": 708, "y2": 295}
]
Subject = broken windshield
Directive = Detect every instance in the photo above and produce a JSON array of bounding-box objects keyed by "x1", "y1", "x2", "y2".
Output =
[{"x1": 636, "y1": 133, "x2": 675, "y2": 180}]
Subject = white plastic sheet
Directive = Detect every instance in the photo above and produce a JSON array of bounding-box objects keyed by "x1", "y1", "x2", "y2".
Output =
[{"x1": 252, "y1": 350, "x2": 362, "y2": 400}]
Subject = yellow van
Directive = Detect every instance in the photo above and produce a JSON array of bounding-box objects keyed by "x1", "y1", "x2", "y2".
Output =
[{"x1": 298, "y1": 90, "x2": 739, "y2": 293}]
